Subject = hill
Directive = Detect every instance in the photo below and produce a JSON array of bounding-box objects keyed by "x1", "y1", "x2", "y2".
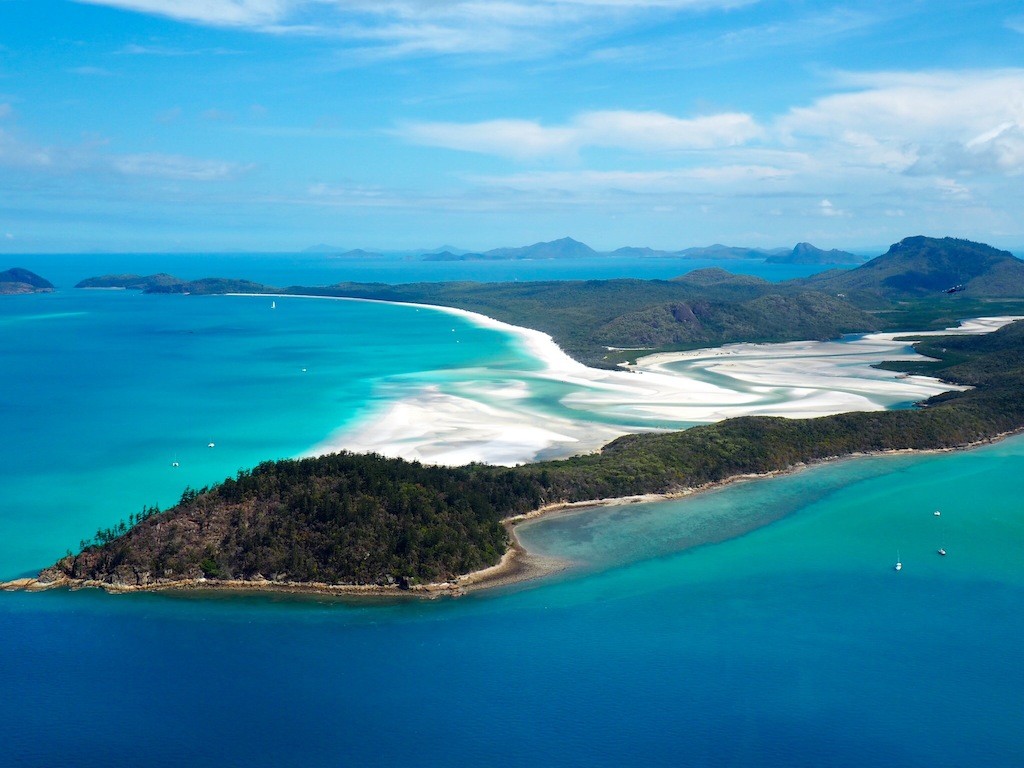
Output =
[
  {"x1": 676, "y1": 244, "x2": 780, "y2": 260},
  {"x1": 766, "y1": 242, "x2": 862, "y2": 265},
  {"x1": 0, "y1": 267, "x2": 54, "y2": 295},
  {"x1": 77, "y1": 274, "x2": 274, "y2": 295},
  {"x1": 799, "y1": 236, "x2": 1024, "y2": 305},
  {"x1": 422, "y1": 237, "x2": 600, "y2": 261},
  {"x1": 283, "y1": 276, "x2": 878, "y2": 366},
  {"x1": 77, "y1": 273, "x2": 184, "y2": 291}
]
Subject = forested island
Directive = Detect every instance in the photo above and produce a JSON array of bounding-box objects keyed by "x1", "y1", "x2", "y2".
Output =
[{"x1": 0, "y1": 267, "x2": 53, "y2": 295}]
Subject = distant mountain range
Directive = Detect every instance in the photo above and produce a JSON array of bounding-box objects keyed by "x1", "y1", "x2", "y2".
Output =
[
  {"x1": 418, "y1": 236, "x2": 863, "y2": 263},
  {"x1": 0, "y1": 267, "x2": 54, "y2": 295},
  {"x1": 303, "y1": 244, "x2": 468, "y2": 258}
]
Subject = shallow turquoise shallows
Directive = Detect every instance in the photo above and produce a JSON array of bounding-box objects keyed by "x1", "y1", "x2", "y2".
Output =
[{"x1": 1, "y1": 258, "x2": 1022, "y2": 767}]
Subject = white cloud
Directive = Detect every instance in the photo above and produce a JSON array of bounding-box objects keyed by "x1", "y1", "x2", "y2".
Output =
[
  {"x1": 112, "y1": 153, "x2": 251, "y2": 180},
  {"x1": 818, "y1": 198, "x2": 847, "y2": 217},
  {"x1": 472, "y1": 164, "x2": 792, "y2": 193},
  {"x1": 1007, "y1": 16, "x2": 1024, "y2": 34},
  {"x1": 777, "y1": 69, "x2": 1024, "y2": 175},
  {"x1": 76, "y1": 0, "x2": 289, "y2": 27},
  {"x1": 67, "y1": 66, "x2": 115, "y2": 76},
  {"x1": 118, "y1": 42, "x2": 241, "y2": 56},
  {"x1": 399, "y1": 119, "x2": 576, "y2": 159},
  {"x1": 399, "y1": 110, "x2": 762, "y2": 159},
  {"x1": 76, "y1": 0, "x2": 758, "y2": 57}
]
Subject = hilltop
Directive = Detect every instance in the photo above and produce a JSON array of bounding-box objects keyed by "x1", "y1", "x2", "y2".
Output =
[
  {"x1": 0, "y1": 267, "x2": 54, "y2": 295},
  {"x1": 766, "y1": 242, "x2": 862, "y2": 265},
  {"x1": 799, "y1": 236, "x2": 1024, "y2": 305}
]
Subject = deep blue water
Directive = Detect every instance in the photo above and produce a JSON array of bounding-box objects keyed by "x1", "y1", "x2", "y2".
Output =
[{"x1": 2, "y1": 255, "x2": 1022, "y2": 767}]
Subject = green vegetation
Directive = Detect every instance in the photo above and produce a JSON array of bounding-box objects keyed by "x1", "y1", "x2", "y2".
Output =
[
  {"x1": 765, "y1": 242, "x2": 862, "y2": 265},
  {"x1": 281, "y1": 273, "x2": 878, "y2": 367},
  {"x1": 76, "y1": 274, "x2": 273, "y2": 294},
  {"x1": 77, "y1": 236, "x2": 1024, "y2": 367},
  {"x1": 798, "y1": 236, "x2": 1024, "y2": 305},
  {"x1": 40, "y1": 320, "x2": 1024, "y2": 591}
]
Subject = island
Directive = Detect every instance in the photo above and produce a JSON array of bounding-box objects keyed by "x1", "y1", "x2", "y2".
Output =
[
  {"x1": 7, "y1": 317, "x2": 1024, "y2": 596},
  {"x1": 5, "y1": 235, "x2": 1024, "y2": 598},
  {"x1": 0, "y1": 267, "x2": 54, "y2": 295},
  {"x1": 418, "y1": 236, "x2": 863, "y2": 263}
]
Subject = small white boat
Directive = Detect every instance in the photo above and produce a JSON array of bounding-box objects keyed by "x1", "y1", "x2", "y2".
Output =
[
  {"x1": 894, "y1": 551, "x2": 902, "y2": 571},
  {"x1": 934, "y1": 510, "x2": 941, "y2": 516},
  {"x1": 271, "y1": 301, "x2": 276, "y2": 309},
  {"x1": 171, "y1": 461, "x2": 179, "y2": 468},
  {"x1": 938, "y1": 548, "x2": 947, "y2": 556},
  {"x1": 208, "y1": 442, "x2": 215, "y2": 448}
]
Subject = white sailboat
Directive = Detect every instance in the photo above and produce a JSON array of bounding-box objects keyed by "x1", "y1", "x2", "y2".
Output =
[{"x1": 271, "y1": 300, "x2": 276, "y2": 309}]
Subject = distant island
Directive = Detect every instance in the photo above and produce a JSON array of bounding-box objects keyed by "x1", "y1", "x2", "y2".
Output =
[
  {"x1": 419, "y1": 236, "x2": 864, "y2": 263},
  {"x1": 302, "y1": 236, "x2": 871, "y2": 263},
  {"x1": 0, "y1": 267, "x2": 54, "y2": 295},
  {"x1": 75, "y1": 236, "x2": 1024, "y2": 368},
  {"x1": 765, "y1": 242, "x2": 862, "y2": 264},
  {"x1": 8, "y1": 235, "x2": 1024, "y2": 598}
]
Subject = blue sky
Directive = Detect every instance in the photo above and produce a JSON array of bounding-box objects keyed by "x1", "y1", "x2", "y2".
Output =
[{"x1": 2, "y1": 0, "x2": 1024, "y2": 253}]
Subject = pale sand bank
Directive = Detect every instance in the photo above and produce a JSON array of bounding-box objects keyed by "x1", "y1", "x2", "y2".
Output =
[{"x1": 268, "y1": 293, "x2": 1020, "y2": 467}]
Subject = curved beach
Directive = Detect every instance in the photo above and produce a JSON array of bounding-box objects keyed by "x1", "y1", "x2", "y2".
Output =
[{"x1": 269, "y1": 294, "x2": 1020, "y2": 467}]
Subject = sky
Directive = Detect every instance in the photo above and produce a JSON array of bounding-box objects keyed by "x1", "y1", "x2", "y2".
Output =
[{"x1": 2, "y1": 0, "x2": 1024, "y2": 253}]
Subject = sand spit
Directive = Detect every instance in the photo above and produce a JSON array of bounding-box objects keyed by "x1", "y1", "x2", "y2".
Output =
[{"x1": 267, "y1": 294, "x2": 1020, "y2": 467}]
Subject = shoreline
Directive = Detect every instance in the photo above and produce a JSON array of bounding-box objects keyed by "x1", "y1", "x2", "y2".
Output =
[
  {"x1": 4, "y1": 299, "x2": 1020, "y2": 601},
  {"x1": 232, "y1": 293, "x2": 1016, "y2": 468},
  {"x1": 5, "y1": 426, "x2": 1019, "y2": 601}
]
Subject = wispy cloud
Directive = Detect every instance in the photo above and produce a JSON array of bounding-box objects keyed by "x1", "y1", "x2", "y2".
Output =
[
  {"x1": 112, "y1": 153, "x2": 251, "y2": 180},
  {"x1": 77, "y1": 0, "x2": 759, "y2": 58},
  {"x1": 117, "y1": 42, "x2": 241, "y2": 56},
  {"x1": 66, "y1": 66, "x2": 115, "y2": 76},
  {"x1": 399, "y1": 110, "x2": 762, "y2": 159},
  {"x1": 0, "y1": 112, "x2": 250, "y2": 182},
  {"x1": 78, "y1": 0, "x2": 289, "y2": 27}
]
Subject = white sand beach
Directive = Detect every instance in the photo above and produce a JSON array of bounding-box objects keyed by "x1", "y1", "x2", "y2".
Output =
[{"x1": 261, "y1": 294, "x2": 1021, "y2": 467}]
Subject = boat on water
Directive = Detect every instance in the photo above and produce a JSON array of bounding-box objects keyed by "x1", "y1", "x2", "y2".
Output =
[
  {"x1": 271, "y1": 301, "x2": 276, "y2": 309},
  {"x1": 934, "y1": 510, "x2": 941, "y2": 516},
  {"x1": 938, "y1": 548, "x2": 947, "y2": 556},
  {"x1": 894, "y1": 551, "x2": 902, "y2": 571}
]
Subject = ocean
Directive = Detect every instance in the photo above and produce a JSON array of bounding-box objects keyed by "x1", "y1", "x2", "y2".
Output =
[{"x1": 1, "y1": 254, "x2": 1021, "y2": 767}]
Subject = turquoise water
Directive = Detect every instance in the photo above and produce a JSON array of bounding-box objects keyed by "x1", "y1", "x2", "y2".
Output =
[
  {"x1": 10, "y1": 251, "x2": 846, "y2": 289},
  {"x1": 2, "y1": 259, "x2": 1023, "y2": 766}
]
